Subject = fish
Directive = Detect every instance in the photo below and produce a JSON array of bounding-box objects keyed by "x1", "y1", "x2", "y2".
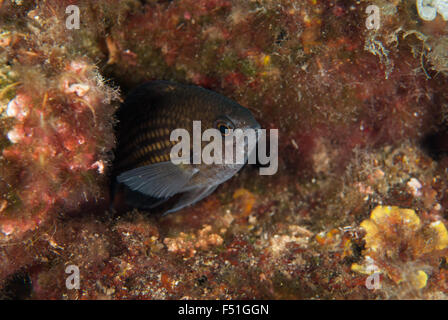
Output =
[{"x1": 113, "y1": 80, "x2": 260, "y2": 214}]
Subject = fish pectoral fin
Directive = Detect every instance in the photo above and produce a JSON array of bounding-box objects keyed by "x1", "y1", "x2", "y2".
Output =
[
  {"x1": 163, "y1": 185, "x2": 219, "y2": 215},
  {"x1": 117, "y1": 161, "x2": 198, "y2": 199}
]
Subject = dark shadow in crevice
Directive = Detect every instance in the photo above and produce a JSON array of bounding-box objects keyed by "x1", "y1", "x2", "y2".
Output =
[
  {"x1": 0, "y1": 271, "x2": 32, "y2": 300},
  {"x1": 420, "y1": 128, "x2": 448, "y2": 161}
]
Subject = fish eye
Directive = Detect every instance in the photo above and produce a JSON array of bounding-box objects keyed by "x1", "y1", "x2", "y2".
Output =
[{"x1": 214, "y1": 119, "x2": 234, "y2": 136}]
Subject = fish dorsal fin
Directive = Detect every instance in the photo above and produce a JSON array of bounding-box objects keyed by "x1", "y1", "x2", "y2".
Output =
[{"x1": 117, "y1": 162, "x2": 198, "y2": 199}]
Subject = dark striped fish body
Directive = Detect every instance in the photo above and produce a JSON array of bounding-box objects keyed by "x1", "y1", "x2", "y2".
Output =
[{"x1": 114, "y1": 81, "x2": 260, "y2": 214}]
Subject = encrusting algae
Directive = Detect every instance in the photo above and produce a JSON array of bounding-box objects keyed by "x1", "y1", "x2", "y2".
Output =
[{"x1": 352, "y1": 205, "x2": 448, "y2": 293}]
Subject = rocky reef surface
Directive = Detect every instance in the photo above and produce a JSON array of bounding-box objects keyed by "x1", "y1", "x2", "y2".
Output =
[{"x1": 1, "y1": 0, "x2": 448, "y2": 299}]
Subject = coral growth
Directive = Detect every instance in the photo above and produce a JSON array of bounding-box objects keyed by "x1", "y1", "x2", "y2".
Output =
[
  {"x1": 0, "y1": 0, "x2": 119, "y2": 282},
  {"x1": 352, "y1": 205, "x2": 448, "y2": 297}
]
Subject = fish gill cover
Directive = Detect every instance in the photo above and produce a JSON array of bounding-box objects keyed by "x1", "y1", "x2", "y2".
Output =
[{"x1": 0, "y1": 0, "x2": 447, "y2": 299}]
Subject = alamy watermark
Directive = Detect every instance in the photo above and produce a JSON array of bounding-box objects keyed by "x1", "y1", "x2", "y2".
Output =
[
  {"x1": 65, "y1": 5, "x2": 80, "y2": 30},
  {"x1": 365, "y1": 5, "x2": 380, "y2": 30},
  {"x1": 65, "y1": 264, "x2": 80, "y2": 290},
  {"x1": 365, "y1": 271, "x2": 382, "y2": 290},
  {"x1": 170, "y1": 121, "x2": 278, "y2": 176}
]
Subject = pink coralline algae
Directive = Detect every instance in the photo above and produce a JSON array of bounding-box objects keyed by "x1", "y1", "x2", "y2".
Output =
[
  {"x1": 0, "y1": 0, "x2": 119, "y2": 283},
  {"x1": 0, "y1": 59, "x2": 117, "y2": 237},
  {"x1": 1, "y1": 0, "x2": 448, "y2": 300}
]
